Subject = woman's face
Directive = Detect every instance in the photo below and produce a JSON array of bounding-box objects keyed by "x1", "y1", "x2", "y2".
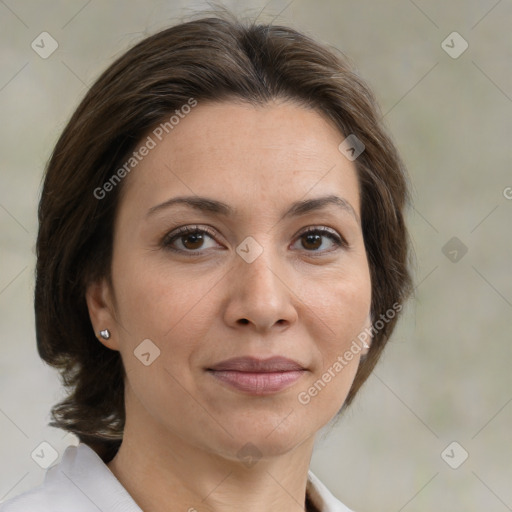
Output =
[{"x1": 89, "y1": 100, "x2": 372, "y2": 461}]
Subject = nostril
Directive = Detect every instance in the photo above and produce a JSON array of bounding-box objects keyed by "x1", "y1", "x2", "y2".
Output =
[{"x1": 239, "y1": 318, "x2": 249, "y2": 324}]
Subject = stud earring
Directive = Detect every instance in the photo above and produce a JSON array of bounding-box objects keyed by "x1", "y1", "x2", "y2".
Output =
[{"x1": 99, "y1": 329, "x2": 111, "y2": 340}]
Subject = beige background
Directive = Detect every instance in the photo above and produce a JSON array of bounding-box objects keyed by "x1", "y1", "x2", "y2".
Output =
[{"x1": 1, "y1": 1, "x2": 511, "y2": 510}]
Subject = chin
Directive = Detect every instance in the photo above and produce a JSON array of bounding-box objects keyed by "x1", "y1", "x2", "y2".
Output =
[{"x1": 204, "y1": 407, "x2": 321, "y2": 461}]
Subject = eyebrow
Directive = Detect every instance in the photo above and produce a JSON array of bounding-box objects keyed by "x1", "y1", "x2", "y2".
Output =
[{"x1": 147, "y1": 194, "x2": 359, "y2": 224}]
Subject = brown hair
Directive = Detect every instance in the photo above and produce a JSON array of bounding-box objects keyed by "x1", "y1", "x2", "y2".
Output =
[{"x1": 35, "y1": 10, "x2": 413, "y2": 462}]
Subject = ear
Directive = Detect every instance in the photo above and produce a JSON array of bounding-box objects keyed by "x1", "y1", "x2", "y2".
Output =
[{"x1": 85, "y1": 278, "x2": 119, "y2": 351}]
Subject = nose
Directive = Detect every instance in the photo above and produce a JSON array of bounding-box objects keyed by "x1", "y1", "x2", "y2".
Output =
[{"x1": 223, "y1": 244, "x2": 298, "y2": 333}]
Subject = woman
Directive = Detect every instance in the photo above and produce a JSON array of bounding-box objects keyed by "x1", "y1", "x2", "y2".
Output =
[{"x1": 1, "y1": 10, "x2": 412, "y2": 512}]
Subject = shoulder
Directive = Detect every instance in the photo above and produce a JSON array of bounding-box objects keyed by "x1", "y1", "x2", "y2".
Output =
[
  {"x1": 0, "y1": 464, "x2": 74, "y2": 512},
  {"x1": 0, "y1": 443, "x2": 142, "y2": 512},
  {"x1": 0, "y1": 444, "x2": 94, "y2": 511},
  {"x1": 0, "y1": 483, "x2": 50, "y2": 511},
  {"x1": 307, "y1": 470, "x2": 357, "y2": 512}
]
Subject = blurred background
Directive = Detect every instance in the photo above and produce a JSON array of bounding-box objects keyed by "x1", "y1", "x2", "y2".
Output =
[{"x1": 1, "y1": 1, "x2": 511, "y2": 510}]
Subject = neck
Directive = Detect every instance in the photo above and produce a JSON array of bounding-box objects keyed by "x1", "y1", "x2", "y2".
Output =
[{"x1": 107, "y1": 404, "x2": 316, "y2": 512}]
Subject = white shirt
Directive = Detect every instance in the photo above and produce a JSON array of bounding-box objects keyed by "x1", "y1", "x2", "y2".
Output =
[{"x1": 0, "y1": 444, "x2": 354, "y2": 512}]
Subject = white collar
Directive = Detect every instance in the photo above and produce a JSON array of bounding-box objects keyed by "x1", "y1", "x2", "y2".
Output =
[{"x1": 1, "y1": 443, "x2": 354, "y2": 512}]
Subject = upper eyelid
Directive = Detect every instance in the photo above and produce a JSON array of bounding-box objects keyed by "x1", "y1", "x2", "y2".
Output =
[
  {"x1": 162, "y1": 224, "x2": 217, "y2": 243},
  {"x1": 163, "y1": 224, "x2": 346, "y2": 248}
]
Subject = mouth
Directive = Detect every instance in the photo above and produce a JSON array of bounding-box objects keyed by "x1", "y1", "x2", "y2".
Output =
[{"x1": 206, "y1": 356, "x2": 307, "y2": 395}]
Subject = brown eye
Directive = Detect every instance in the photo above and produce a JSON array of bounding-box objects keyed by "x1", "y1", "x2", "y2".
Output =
[
  {"x1": 162, "y1": 225, "x2": 220, "y2": 253},
  {"x1": 301, "y1": 232, "x2": 323, "y2": 250},
  {"x1": 294, "y1": 227, "x2": 345, "y2": 253},
  {"x1": 181, "y1": 232, "x2": 205, "y2": 250}
]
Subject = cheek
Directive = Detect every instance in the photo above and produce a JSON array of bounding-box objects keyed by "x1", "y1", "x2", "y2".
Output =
[
  {"x1": 110, "y1": 252, "x2": 226, "y2": 394},
  {"x1": 304, "y1": 264, "x2": 372, "y2": 351},
  {"x1": 111, "y1": 252, "x2": 217, "y2": 338},
  {"x1": 111, "y1": 255, "x2": 215, "y2": 403},
  {"x1": 295, "y1": 265, "x2": 371, "y2": 413}
]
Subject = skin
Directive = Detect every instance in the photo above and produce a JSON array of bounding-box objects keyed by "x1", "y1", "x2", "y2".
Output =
[{"x1": 86, "y1": 99, "x2": 373, "y2": 512}]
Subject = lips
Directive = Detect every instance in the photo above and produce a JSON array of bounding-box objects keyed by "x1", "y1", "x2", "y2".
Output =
[
  {"x1": 208, "y1": 356, "x2": 305, "y2": 372},
  {"x1": 207, "y1": 356, "x2": 306, "y2": 395}
]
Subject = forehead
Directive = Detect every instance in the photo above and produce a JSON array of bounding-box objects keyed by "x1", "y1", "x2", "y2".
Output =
[{"x1": 119, "y1": 100, "x2": 361, "y2": 218}]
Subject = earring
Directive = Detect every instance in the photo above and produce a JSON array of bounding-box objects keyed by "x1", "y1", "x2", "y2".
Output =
[{"x1": 99, "y1": 329, "x2": 111, "y2": 340}]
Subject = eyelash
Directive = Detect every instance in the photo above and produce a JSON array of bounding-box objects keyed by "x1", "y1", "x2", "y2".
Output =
[{"x1": 161, "y1": 225, "x2": 347, "y2": 256}]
